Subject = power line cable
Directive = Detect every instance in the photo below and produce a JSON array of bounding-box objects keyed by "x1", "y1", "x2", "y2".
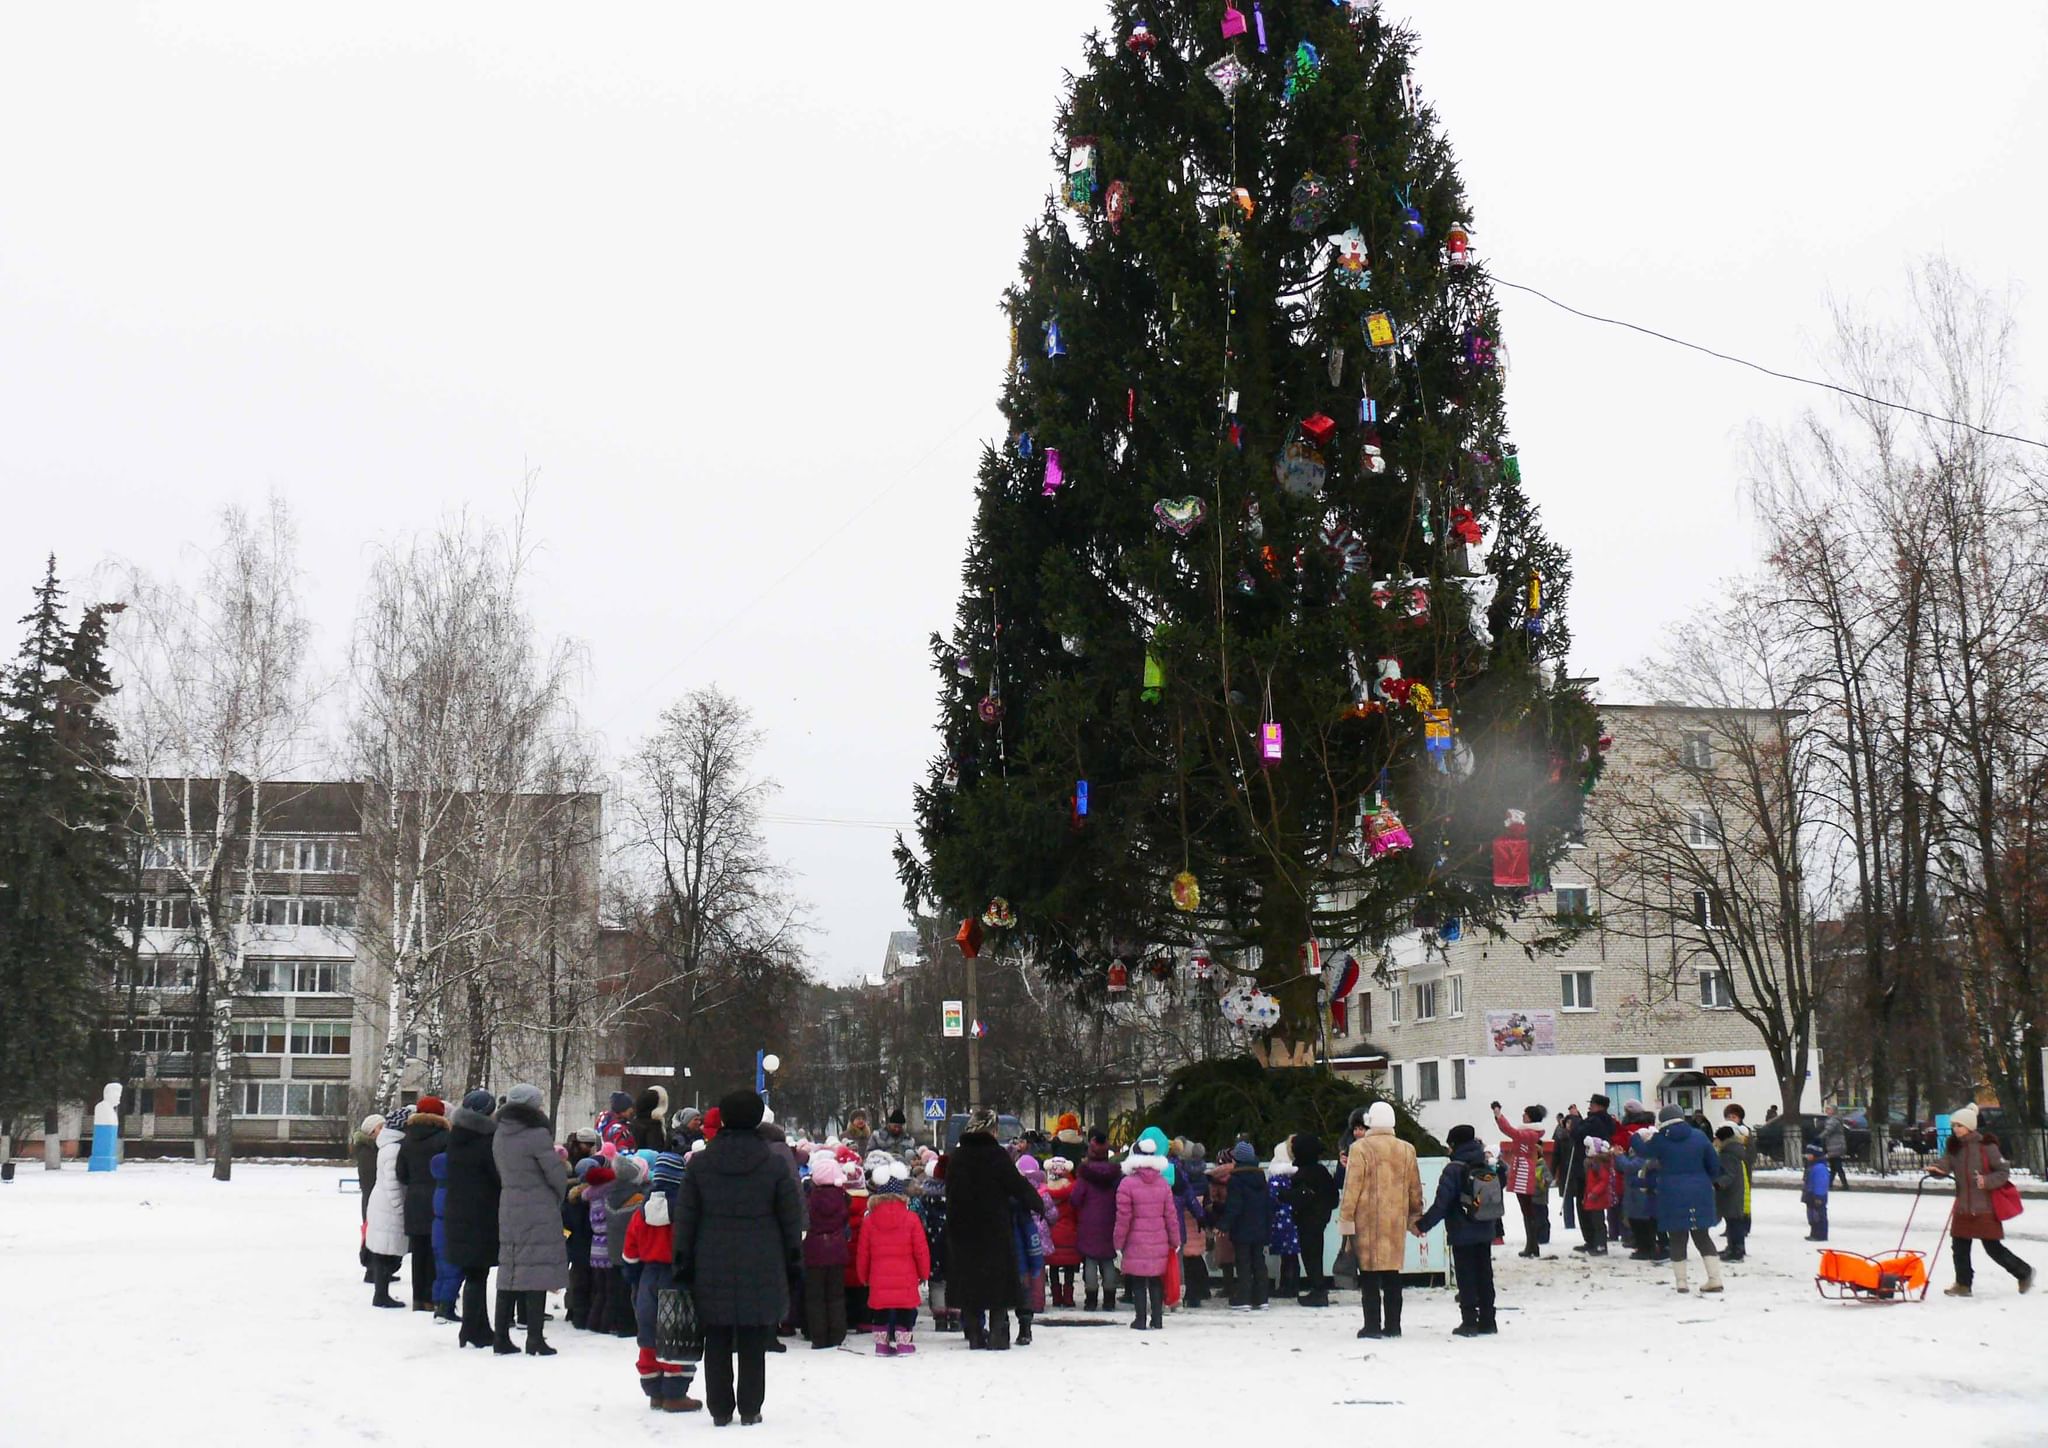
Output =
[{"x1": 1491, "y1": 276, "x2": 2048, "y2": 454}]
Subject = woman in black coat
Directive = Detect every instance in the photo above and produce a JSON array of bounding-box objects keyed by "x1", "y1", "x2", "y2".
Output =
[
  {"x1": 628, "y1": 1084, "x2": 669, "y2": 1153},
  {"x1": 441, "y1": 1089, "x2": 502, "y2": 1349},
  {"x1": 1287, "y1": 1132, "x2": 1340, "y2": 1306},
  {"x1": 943, "y1": 1110, "x2": 1046, "y2": 1349},
  {"x1": 674, "y1": 1091, "x2": 803, "y2": 1427},
  {"x1": 393, "y1": 1096, "x2": 450, "y2": 1312}
]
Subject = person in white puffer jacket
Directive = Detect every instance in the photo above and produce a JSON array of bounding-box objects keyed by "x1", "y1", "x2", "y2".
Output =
[{"x1": 363, "y1": 1105, "x2": 411, "y2": 1308}]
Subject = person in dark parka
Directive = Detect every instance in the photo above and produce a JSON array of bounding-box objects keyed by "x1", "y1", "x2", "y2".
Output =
[
  {"x1": 674, "y1": 1090, "x2": 803, "y2": 1427},
  {"x1": 393, "y1": 1096, "x2": 450, "y2": 1311},
  {"x1": 441, "y1": 1089, "x2": 501, "y2": 1349},
  {"x1": 628, "y1": 1084, "x2": 670, "y2": 1153},
  {"x1": 1219, "y1": 1141, "x2": 1274, "y2": 1309},
  {"x1": 1633, "y1": 1105, "x2": 1725, "y2": 1294},
  {"x1": 1415, "y1": 1124, "x2": 1499, "y2": 1336},
  {"x1": 943, "y1": 1108, "x2": 1048, "y2": 1350},
  {"x1": 1287, "y1": 1133, "x2": 1340, "y2": 1306},
  {"x1": 491, "y1": 1083, "x2": 568, "y2": 1355},
  {"x1": 352, "y1": 1113, "x2": 384, "y2": 1283}
]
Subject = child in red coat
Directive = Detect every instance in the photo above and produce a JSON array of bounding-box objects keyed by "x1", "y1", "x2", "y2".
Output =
[
  {"x1": 1044, "y1": 1157, "x2": 1082, "y2": 1307},
  {"x1": 855, "y1": 1160, "x2": 931, "y2": 1357}
]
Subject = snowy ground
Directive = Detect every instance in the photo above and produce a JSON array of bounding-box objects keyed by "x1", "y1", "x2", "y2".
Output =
[{"x1": 4, "y1": 1163, "x2": 2045, "y2": 1446}]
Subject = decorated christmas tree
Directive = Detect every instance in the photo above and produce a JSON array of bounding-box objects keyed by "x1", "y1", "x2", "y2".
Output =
[{"x1": 896, "y1": 0, "x2": 1601, "y2": 1054}]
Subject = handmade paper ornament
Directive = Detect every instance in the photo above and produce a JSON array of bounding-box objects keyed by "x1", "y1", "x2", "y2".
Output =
[
  {"x1": 1456, "y1": 574, "x2": 1498, "y2": 646},
  {"x1": 1231, "y1": 186, "x2": 1256, "y2": 220},
  {"x1": 1398, "y1": 190, "x2": 1425, "y2": 237},
  {"x1": 1424, "y1": 703, "x2": 1455, "y2": 758},
  {"x1": 955, "y1": 917, "x2": 983, "y2": 960},
  {"x1": 1220, "y1": 982, "x2": 1280, "y2": 1029},
  {"x1": 1105, "y1": 180, "x2": 1129, "y2": 233},
  {"x1": 1371, "y1": 576, "x2": 1431, "y2": 625},
  {"x1": 1042, "y1": 447, "x2": 1064, "y2": 497},
  {"x1": 1220, "y1": 3, "x2": 1247, "y2": 39},
  {"x1": 1363, "y1": 311, "x2": 1398, "y2": 350},
  {"x1": 1373, "y1": 656, "x2": 1410, "y2": 705},
  {"x1": 1526, "y1": 572, "x2": 1545, "y2": 637},
  {"x1": 1066, "y1": 139, "x2": 1097, "y2": 212},
  {"x1": 1153, "y1": 496, "x2": 1208, "y2": 536},
  {"x1": 977, "y1": 695, "x2": 1005, "y2": 724},
  {"x1": 1107, "y1": 960, "x2": 1130, "y2": 995},
  {"x1": 1073, "y1": 780, "x2": 1089, "y2": 818},
  {"x1": 1015, "y1": 431, "x2": 1034, "y2": 459},
  {"x1": 1406, "y1": 682, "x2": 1435, "y2": 714},
  {"x1": 1365, "y1": 804, "x2": 1414, "y2": 858},
  {"x1": 1242, "y1": 497, "x2": 1264, "y2": 539},
  {"x1": 1299, "y1": 413, "x2": 1337, "y2": 449},
  {"x1": 1274, "y1": 440, "x2": 1327, "y2": 498},
  {"x1": 1501, "y1": 453, "x2": 1522, "y2": 484},
  {"x1": 1170, "y1": 870, "x2": 1201, "y2": 912},
  {"x1": 1445, "y1": 220, "x2": 1474, "y2": 269},
  {"x1": 1235, "y1": 567, "x2": 1256, "y2": 595},
  {"x1": 1253, "y1": 0, "x2": 1268, "y2": 50},
  {"x1": 1492, "y1": 808, "x2": 1532, "y2": 888},
  {"x1": 1462, "y1": 328, "x2": 1498, "y2": 369},
  {"x1": 1142, "y1": 650, "x2": 1164, "y2": 703},
  {"x1": 1044, "y1": 318, "x2": 1066, "y2": 359},
  {"x1": 1319, "y1": 524, "x2": 1369, "y2": 576},
  {"x1": 1283, "y1": 40, "x2": 1320, "y2": 101},
  {"x1": 1325, "y1": 950, "x2": 1361, "y2": 1033},
  {"x1": 1146, "y1": 952, "x2": 1174, "y2": 982},
  {"x1": 1259, "y1": 720, "x2": 1284, "y2": 766},
  {"x1": 1126, "y1": 19, "x2": 1158, "y2": 54},
  {"x1": 1215, "y1": 220, "x2": 1243, "y2": 262},
  {"x1": 1205, "y1": 53, "x2": 1251, "y2": 100},
  {"x1": 1329, "y1": 227, "x2": 1371, "y2": 289},
  {"x1": 1289, "y1": 172, "x2": 1333, "y2": 233},
  {"x1": 982, "y1": 898, "x2": 1016, "y2": 930},
  {"x1": 1326, "y1": 345, "x2": 1345, "y2": 386},
  {"x1": 1449, "y1": 505, "x2": 1484, "y2": 546}
]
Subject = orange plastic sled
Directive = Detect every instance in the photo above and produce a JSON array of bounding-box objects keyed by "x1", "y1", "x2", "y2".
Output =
[{"x1": 1814, "y1": 1248, "x2": 1928, "y2": 1300}]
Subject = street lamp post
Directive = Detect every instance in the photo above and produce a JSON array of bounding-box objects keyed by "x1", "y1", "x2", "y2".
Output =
[{"x1": 755, "y1": 1050, "x2": 781, "y2": 1110}]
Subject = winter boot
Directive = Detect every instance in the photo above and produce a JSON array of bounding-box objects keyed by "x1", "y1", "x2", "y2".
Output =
[
  {"x1": 493, "y1": 1291, "x2": 519, "y2": 1354},
  {"x1": 1016, "y1": 1310, "x2": 1034, "y2": 1346},
  {"x1": 371, "y1": 1262, "x2": 403, "y2": 1309},
  {"x1": 1384, "y1": 1292, "x2": 1403, "y2": 1338},
  {"x1": 964, "y1": 1310, "x2": 988, "y2": 1349},
  {"x1": 1452, "y1": 1305, "x2": 1482, "y2": 1338},
  {"x1": 1701, "y1": 1255, "x2": 1724, "y2": 1294},
  {"x1": 1672, "y1": 1260, "x2": 1691, "y2": 1294},
  {"x1": 1479, "y1": 1309, "x2": 1498, "y2": 1335},
  {"x1": 1357, "y1": 1292, "x2": 1383, "y2": 1340},
  {"x1": 1943, "y1": 1282, "x2": 1971, "y2": 1297},
  {"x1": 523, "y1": 1292, "x2": 556, "y2": 1355},
  {"x1": 988, "y1": 1310, "x2": 1013, "y2": 1351},
  {"x1": 896, "y1": 1329, "x2": 917, "y2": 1355},
  {"x1": 874, "y1": 1329, "x2": 897, "y2": 1357},
  {"x1": 661, "y1": 1378, "x2": 703, "y2": 1413},
  {"x1": 1300, "y1": 1284, "x2": 1331, "y2": 1308},
  {"x1": 1083, "y1": 1289, "x2": 1098, "y2": 1313}
]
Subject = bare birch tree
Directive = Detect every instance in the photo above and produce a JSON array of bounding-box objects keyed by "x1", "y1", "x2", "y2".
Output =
[{"x1": 111, "y1": 498, "x2": 314, "y2": 1181}]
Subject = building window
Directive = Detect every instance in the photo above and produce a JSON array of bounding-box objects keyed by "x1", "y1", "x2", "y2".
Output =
[
  {"x1": 131, "y1": 895, "x2": 196, "y2": 931},
  {"x1": 1452, "y1": 1058, "x2": 1468, "y2": 1100},
  {"x1": 1388, "y1": 986, "x2": 1402, "y2": 1026},
  {"x1": 245, "y1": 959, "x2": 352, "y2": 995},
  {"x1": 249, "y1": 895, "x2": 357, "y2": 929},
  {"x1": 238, "y1": 1082, "x2": 349, "y2": 1118},
  {"x1": 1555, "y1": 886, "x2": 1592, "y2": 923},
  {"x1": 1681, "y1": 731, "x2": 1713, "y2": 770},
  {"x1": 170, "y1": 1087, "x2": 194, "y2": 1118},
  {"x1": 142, "y1": 838, "x2": 213, "y2": 871},
  {"x1": 1391, "y1": 1064, "x2": 1404, "y2": 1100},
  {"x1": 257, "y1": 837, "x2": 356, "y2": 874},
  {"x1": 1447, "y1": 974, "x2": 1465, "y2": 1018},
  {"x1": 1413, "y1": 981, "x2": 1439, "y2": 1022},
  {"x1": 121, "y1": 956, "x2": 198, "y2": 990},
  {"x1": 1687, "y1": 810, "x2": 1722, "y2": 849},
  {"x1": 289, "y1": 1020, "x2": 351, "y2": 1056},
  {"x1": 1692, "y1": 888, "x2": 1728, "y2": 930},
  {"x1": 135, "y1": 1024, "x2": 193, "y2": 1054},
  {"x1": 1604, "y1": 1057, "x2": 1639, "y2": 1074},
  {"x1": 1353, "y1": 992, "x2": 1372, "y2": 1034},
  {"x1": 229, "y1": 1020, "x2": 287, "y2": 1055},
  {"x1": 1561, "y1": 971, "x2": 1596, "y2": 1012},
  {"x1": 1417, "y1": 1060, "x2": 1441, "y2": 1102},
  {"x1": 1700, "y1": 969, "x2": 1734, "y2": 1010}
]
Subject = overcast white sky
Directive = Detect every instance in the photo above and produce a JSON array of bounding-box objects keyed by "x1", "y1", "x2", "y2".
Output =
[{"x1": 4, "y1": 3, "x2": 2044, "y2": 985}]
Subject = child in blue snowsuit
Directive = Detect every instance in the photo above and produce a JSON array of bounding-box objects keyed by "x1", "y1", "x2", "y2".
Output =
[
  {"x1": 1801, "y1": 1141, "x2": 1830, "y2": 1241},
  {"x1": 429, "y1": 1150, "x2": 461, "y2": 1320}
]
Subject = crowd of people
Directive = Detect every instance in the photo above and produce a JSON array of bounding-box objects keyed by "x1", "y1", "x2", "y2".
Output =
[{"x1": 350, "y1": 1083, "x2": 2036, "y2": 1425}]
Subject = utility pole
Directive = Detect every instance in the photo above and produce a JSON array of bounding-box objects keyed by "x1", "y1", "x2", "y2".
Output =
[{"x1": 965, "y1": 950, "x2": 981, "y2": 1113}]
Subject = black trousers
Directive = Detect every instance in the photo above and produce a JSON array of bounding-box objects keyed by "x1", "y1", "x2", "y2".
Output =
[
  {"x1": 1126, "y1": 1274, "x2": 1163, "y2": 1327},
  {"x1": 1230, "y1": 1246, "x2": 1270, "y2": 1306},
  {"x1": 1577, "y1": 1196, "x2": 1606, "y2": 1249},
  {"x1": 1827, "y1": 1154, "x2": 1849, "y2": 1187},
  {"x1": 1451, "y1": 1242, "x2": 1495, "y2": 1319},
  {"x1": 1953, "y1": 1236, "x2": 2032, "y2": 1287},
  {"x1": 702, "y1": 1325, "x2": 772, "y2": 1421},
  {"x1": 408, "y1": 1233, "x2": 435, "y2": 1306},
  {"x1": 1182, "y1": 1255, "x2": 1211, "y2": 1303},
  {"x1": 1517, "y1": 1193, "x2": 1550, "y2": 1250},
  {"x1": 1360, "y1": 1269, "x2": 1402, "y2": 1332},
  {"x1": 566, "y1": 1263, "x2": 591, "y2": 1327},
  {"x1": 1723, "y1": 1213, "x2": 1750, "y2": 1255},
  {"x1": 803, "y1": 1264, "x2": 847, "y2": 1346}
]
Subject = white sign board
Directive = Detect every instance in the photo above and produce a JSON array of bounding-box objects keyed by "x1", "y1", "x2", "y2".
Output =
[
  {"x1": 942, "y1": 1001, "x2": 965, "y2": 1038},
  {"x1": 626, "y1": 1065, "x2": 677, "y2": 1077}
]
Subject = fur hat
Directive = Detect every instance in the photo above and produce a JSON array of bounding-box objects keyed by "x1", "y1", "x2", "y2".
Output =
[
  {"x1": 1126, "y1": 1139, "x2": 1166, "y2": 1173},
  {"x1": 1231, "y1": 1140, "x2": 1257, "y2": 1165},
  {"x1": 869, "y1": 1158, "x2": 911, "y2": 1192},
  {"x1": 809, "y1": 1152, "x2": 845, "y2": 1188},
  {"x1": 1367, "y1": 1101, "x2": 1396, "y2": 1134},
  {"x1": 413, "y1": 1095, "x2": 446, "y2": 1118},
  {"x1": 1951, "y1": 1102, "x2": 1980, "y2": 1133},
  {"x1": 718, "y1": 1090, "x2": 764, "y2": 1131},
  {"x1": 1447, "y1": 1123, "x2": 1476, "y2": 1147},
  {"x1": 506, "y1": 1083, "x2": 543, "y2": 1110},
  {"x1": 636, "y1": 1085, "x2": 670, "y2": 1119}
]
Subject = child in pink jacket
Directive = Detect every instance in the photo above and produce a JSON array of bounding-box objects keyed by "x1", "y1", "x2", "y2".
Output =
[{"x1": 1114, "y1": 1138, "x2": 1179, "y2": 1331}]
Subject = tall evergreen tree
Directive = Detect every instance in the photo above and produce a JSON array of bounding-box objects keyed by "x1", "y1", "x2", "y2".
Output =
[
  {"x1": 898, "y1": 1, "x2": 1600, "y2": 1043},
  {"x1": 0, "y1": 559, "x2": 127, "y2": 1128}
]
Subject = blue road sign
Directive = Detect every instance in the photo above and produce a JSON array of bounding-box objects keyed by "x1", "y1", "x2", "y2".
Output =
[{"x1": 923, "y1": 1097, "x2": 948, "y2": 1123}]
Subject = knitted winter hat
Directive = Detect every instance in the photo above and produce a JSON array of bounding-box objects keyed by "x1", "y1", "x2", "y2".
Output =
[
  {"x1": 888, "y1": 1108, "x2": 907, "y2": 1126},
  {"x1": 870, "y1": 1159, "x2": 911, "y2": 1192},
  {"x1": 506, "y1": 1083, "x2": 543, "y2": 1109},
  {"x1": 1447, "y1": 1123, "x2": 1476, "y2": 1147},
  {"x1": 1185, "y1": 1141, "x2": 1208, "y2": 1165},
  {"x1": 1231, "y1": 1141, "x2": 1257, "y2": 1165},
  {"x1": 359, "y1": 1113, "x2": 385, "y2": 1135},
  {"x1": 385, "y1": 1104, "x2": 413, "y2": 1131},
  {"x1": 1367, "y1": 1101, "x2": 1396, "y2": 1134},
  {"x1": 1017, "y1": 1154, "x2": 1045, "y2": 1181},
  {"x1": 1803, "y1": 1140, "x2": 1824, "y2": 1158},
  {"x1": 613, "y1": 1154, "x2": 649, "y2": 1186},
  {"x1": 573, "y1": 1127, "x2": 601, "y2": 1147},
  {"x1": 676, "y1": 1106, "x2": 703, "y2": 1128},
  {"x1": 461, "y1": 1089, "x2": 496, "y2": 1114},
  {"x1": 413, "y1": 1096, "x2": 446, "y2": 1118},
  {"x1": 575, "y1": 1156, "x2": 600, "y2": 1180},
  {"x1": 1658, "y1": 1104, "x2": 1684, "y2": 1124},
  {"x1": 1951, "y1": 1103, "x2": 1980, "y2": 1133},
  {"x1": 1045, "y1": 1155, "x2": 1074, "y2": 1179},
  {"x1": 810, "y1": 1152, "x2": 845, "y2": 1188},
  {"x1": 650, "y1": 1150, "x2": 687, "y2": 1195},
  {"x1": 702, "y1": 1107, "x2": 722, "y2": 1139},
  {"x1": 610, "y1": 1091, "x2": 634, "y2": 1114},
  {"x1": 717, "y1": 1090, "x2": 764, "y2": 1131}
]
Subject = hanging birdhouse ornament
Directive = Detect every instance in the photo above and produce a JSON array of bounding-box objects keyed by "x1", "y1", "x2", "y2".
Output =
[
  {"x1": 1329, "y1": 228, "x2": 1371, "y2": 289},
  {"x1": 1259, "y1": 720, "x2": 1284, "y2": 766},
  {"x1": 1493, "y1": 808, "x2": 1532, "y2": 888},
  {"x1": 981, "y1": 898, "x2": 1016, "y2": 930},
  {"x1": 1424, "y1": 702, "x2": 1455, "y2": 756},
  {"x1": 1170, "y1": 870, "x2": 1201, "y2": 912},
  {"x1": 1289, "y1": 172, "x2": 1333, "y2": 233},
  {"x1": 1107, "y1": 959, "x2": 1130, "y2": 995},
  {"x1": 1445, "y1": 220, "x2": 1474, "y2": 269},
  {"x1": 1220, "y1": 3, "x2": 1247, "y2": 39},
  {"x1": 955, "y1": 917, "x2": 983, "y2": 959},
  {"x1": 1041, "y1": 447, "x2": 1064, "y2": 497},
  {"x1": 1065, "y1": 139, "x2": 1097, "y2": 212}
]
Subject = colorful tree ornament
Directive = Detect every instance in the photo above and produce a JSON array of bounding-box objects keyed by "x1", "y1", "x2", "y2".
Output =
[
  {"x1": 1324, "y1": 950, "x2": 1362, "y2": 1033},
  {"x1": 955, "y1": 917, "x2": 983, "y2": 959},
  {"x1": 1319, "y1": 523, "x2": 1369, "y2": 576},
  {"x1": 1492, "y1": 808, "x2": 1532, "y2": 888},
  {"x1": 977, "y1": 694, "x2": 1005, "y2": 724},
  {"x1": 982, "y1": 897, "x2": 1016, "y2": 929},
  {"x1": 1424, "y1": 702, "x2": 1455, "y2": 755},
  {"x1": 1373, "y1": 656, "x2": 1409, "y2": 705},
  {"x1": 1107, "y1": 959, "x2": 1130, "y2": 995},
  {"x1": 1363, "y1": 311, "x2": 1398, "y2": 350},
  {"x1": 1445, "y1": 219, "x2": 1474, "y2": 269},
  {"x1": 1042, "y1": 446, "x2": 1064, "y2": 497},
  {"x1": 1170, "y1": 870, "x2": 1201, "y2": 912},
  {"x1": 1360, "y1": 433, "x2": 1386, "y2": 474},
  {"x1": 1231, "y1": 186, "x2": 1256, "y2": 220},
  {"x1": 1205, "y1": 53, "x2": 1251, "y2": 100},
  {"x1": 1142, "y1": 649, "x2": 1164, "y2": 702},
  {"x1": 1329, "y1": 227, "x2": 1371, "y2": 289},
  {"x1": 1283, "y1": 40, "x2": 1321, "y2": 101},
  {"x1": 1153, "y1": 496, "x2": 1208, "y2": 536},
  {"x1": 1252, "y1": 1, "x2": 1268, "y2": 51},
  {"x1": 1274, "y1": 440, "x2": 1327, "y2": 498},
  {"x1": 1015, "y1": 430, "x2": 1034, "y2": 459},
  {"x1": 1190, "y1": 943, "x2": 1214, "y2": 981},
  {"x1": 1449, "y1": 505, "x2": 1484, "y2": 546},
  {"x1": 1396, "y1": 187, "x2": 1425, "y2": 237},
  {"x1": 1462, "y1": 327, "x2": 1498, "y2": 368},
  {"x1": 1220, "y1": 3, "x2": 1247, "y2": 39},
  {"x1": 1073, "y1": 779, "x2": 1089, "y2": 818},
  {"x1": 1259, "y1": 720, "x2": 1284, "y2": 767},
  {"x1": 1105, "y1": 179, "x2": 1129, "y2": 233},
  {"x1": 1289, "y1": 172, "x2": 1332, "y2": 233},
  {"x1": 1299, "y1": 412, "x2": 1337, "y2": 448},
  {"x1": 1126, "y1": 19, "x2": 1158, "y2": 54},
  {"x1": 1526, "y1": 571, "x2": 1545, "y2": 637},
  {"x1": 1044, "y1": 317, "x2": 1066, "y2": 358},
  {"x1": 1365, "y1": 804, "x2": 1414, "y2": 858},
  {"x1": 1066, "y1": 138, "x2": 1097, "y2": 212},
  {"x1": 1371, "y1": 576, "x2": 1430, "y2": 625}
]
